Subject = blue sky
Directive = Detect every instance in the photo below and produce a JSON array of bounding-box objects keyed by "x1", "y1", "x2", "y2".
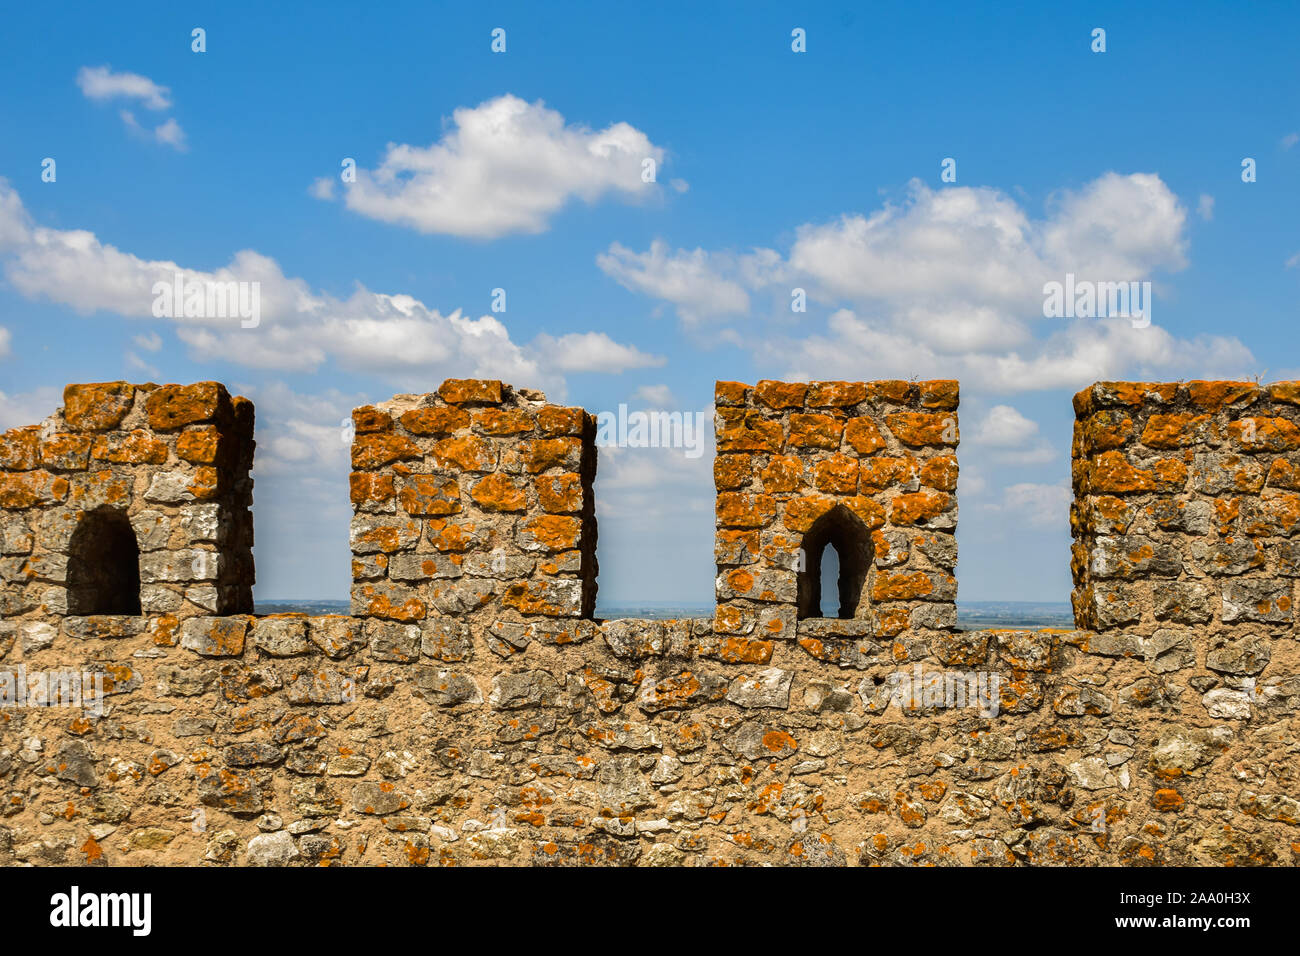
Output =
[{"x1": 1, "y1": 1, "x2": 1297, "y2": 604}]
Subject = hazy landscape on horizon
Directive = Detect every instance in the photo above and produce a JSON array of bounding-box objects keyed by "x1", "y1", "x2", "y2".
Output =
[{"x1": 253, "y1": 598, "x2": 1076, "y2": 630}]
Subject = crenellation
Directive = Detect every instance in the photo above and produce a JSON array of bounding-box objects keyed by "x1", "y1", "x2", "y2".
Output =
[
  {"x1": 1070, "y1": 379, "x2": 1300, "y2": 639},
  {"x1": 713, "y1": 379, "x2": 959, "y2": 642},
  {"x1": 347, "y1": 379, "x2": 598, "y2": 627},
  {"x1": 1, "y1": 377, "x2": 1299, "y2": 867}
]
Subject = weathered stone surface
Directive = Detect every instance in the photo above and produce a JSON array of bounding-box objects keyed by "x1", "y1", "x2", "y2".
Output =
[
  {"x1": 4, "y1": 376, "x2": 1300, "y2": 868},
  {"x1": 64, "y1": 383, "x2": 135, "y2": 431},
  {"x1": 246, "y1": 830, "x2": 299, "y2": 866},
  {"x1": 725, "y1": 667, "x2": 794, "y2": 708}
]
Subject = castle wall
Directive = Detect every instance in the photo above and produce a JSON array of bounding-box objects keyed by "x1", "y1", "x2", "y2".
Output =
[
  {"x1": 1071, "y1": 380, "x2": 1300, "y2": 659},
  {"x1": 1, "y1": 378, "x2": 1298, "y2": 867},
  {"x1": 713, "y1": 379, "x2": 959, "y2": 640},
  {"x1": 0, "y1": 382, "x2": 254, "y2": 635},
  {"x1": 348, "y1": 379, "x2": 598, "y2": 632}
]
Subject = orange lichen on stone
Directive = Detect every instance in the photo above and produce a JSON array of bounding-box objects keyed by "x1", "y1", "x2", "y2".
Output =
[
  {"x1": 64, "y1": 382, "x2": 135, "y2": 431},
  {"x1": 808, "y1": 381, "x2": 867, "y2": 407},
  {"x1": 145, "y1": 382, "x2": 226, "y2": 430},
  {"x1": 434, "y1": 435, "x2": 496, "y2": 472},
  {"x1": 399, "y1": 475, "x2": 461, "y2": 516},
  {"x1": 91, "y1": 429, "x2": 168, "y2": 464},
  {"x1": 1186, "y1": 380, "x2": 1258, "y2": 410},
  {"x1": 788, "y1": 413, "x2": 843, "y2": 449},
  {"x1": 438, "y1": 379, "x2": 504, "y2": 405},
  {"x1": 352, "y1": 433, "x2": 422, "y2": 469},
  {"x1": 352, "y1": 406, "x2": 392, "y2": 433},
  {"x1": 471, "y1": 473, "x2": 527, "y2": 512},
  {"x1": 177, "y1": 426, "x2": 221, "y2": 464},
  {"x1": 753, "y1": 380, "x2": 808, "y2": 409}
]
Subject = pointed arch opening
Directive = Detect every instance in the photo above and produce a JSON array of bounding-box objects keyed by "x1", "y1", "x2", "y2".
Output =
[
  {"x1": 66, "y1": 507, "x2": 142, "y2": 615},
  {"x1": 797, "y1": 504, "x2": 872, "y2": 620}
]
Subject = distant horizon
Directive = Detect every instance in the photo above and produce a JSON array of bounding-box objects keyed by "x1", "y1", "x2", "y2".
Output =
[{"x1": 252, "y1": 598, "x2": 1073, "y2": 608}]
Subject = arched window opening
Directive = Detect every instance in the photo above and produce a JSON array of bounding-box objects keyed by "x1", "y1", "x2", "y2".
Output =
[
  {"x1": 66, "y1": 507, "x2": 142, "y2": 615},
  {"x1": 819, "y1": 543, "x2": 841, "y2": 617},
  {"x1": 797, "y1": 504, "x2": 872, "y2": 620}
]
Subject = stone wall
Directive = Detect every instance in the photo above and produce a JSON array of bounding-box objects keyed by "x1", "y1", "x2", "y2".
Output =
[
  {"x1": 714, "y1": 378, "x2": 959, "y2": 642},
  {"x1": 348, "y1": 379, "x2": 598, "y2": 633},
  {"x1": 1071, "y1": 381, "x2": 1300, "y2": 641},
  {"x1": 0, "y1": 382, "x2": 254, "y2": 630},
  {"x1": 1, "y1": 378, "x2": 1298, "y2": 868}
]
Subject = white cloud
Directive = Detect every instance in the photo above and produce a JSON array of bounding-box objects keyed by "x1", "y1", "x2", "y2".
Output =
[
  {"x1": 632, "y1": 384, "x2": 677, "y2": 407},
  {"x1": 1197, "y1": 194, "x2": 1214, "y2": 221},
  {"x1": 594, "y1": 429, "x2": 714, "y2": 527},
  {"x1": 133, "y1": 331, "x2": 162, "y2": 351},
  {"x1": 973, "y1": 404, "x2": 1039, "y2": 447},
  {"x1": 531, "y1": 331, "x2": 665, "y2": 373},
  {"x1": 0, "y1": 184, "x2": 32, "y2": 249},
  {"x1": 1286, "y1": 251, "x2": 1300, "y2": 270},
  {"x1": 124, "y1": 350, "x2": 160, "y2": 378},
  {"x1": 330, "y1": 94, "x2": 669, "y2": 238},
  {"x1": 1282, "y1": 132, "x2": 1299, "y2": 150},
  {"x1": 153, "y1": 117, "x2": 186, "y2": 150},
  {"x1": 234, "y1": 381, "x2": 358, "y2": 475},
  {"x1": 0, "y1": 326, "x2": 9, "y2": 359},
  {"x1": 0, "y1": 180, "x2": 649, "y2": 395},
  {"x1": 608, "y1": 173, "x2": 1252, "y2": 392},
  {"x1": 597, "y1": 240, "x2": 752, "y2": 322},
  {"x1": 120, "y1": 110, "x2": 187, "y2": 151},
  {"x1": 77, "y1": 66, "x2": 171, "y2": 110},
  {"x1": 308, "y1": 177, "x2": 336, "y2": 200},
  {"x1": 986, "y1": 481, "x2": 1070, "y2": 530},
  {"x1": 967, "y1": 405, "x2": 1056, "y2": 465},
  {"x1": 79, "y1": 66, "x2": 185, "y2": 151}
]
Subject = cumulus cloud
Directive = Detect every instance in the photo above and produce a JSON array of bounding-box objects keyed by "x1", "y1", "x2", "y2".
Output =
[
  {"x1": 0, "y1": 180, "x2": 646, "y2": 394},
  {"x1": 124, "y1": 350, "x2": 160, "y2": 378},
  {"x1": 119, "y1": 110, "x2": 187, "y2": 151},
  {"x1": 530, "y1": 331, "x2": 665, "y2": 373},
  {"x1": 607, "y1": 172, "x2": 1253, "y2": 392},
  {"x1": 77, "y1": 65, "x2": 171, "y2": 109},
  {"x1": 328, "y1": 95, "x2": 670, "y2": 238},
  {"x1": 133, "y1": 331, "x2": 162, "y2": 351},
  {"x1": 78, "y1": 66, "x2": 185, "y2": 151},
  {"x1": 973, "y1": 404, "x2": 1039, "y2": 446},
  {"x1": 597, "y1": 240, "x2": 753, "y2": 322},
  {"x1": 986, "y1": 481, "x2": 1071, "y2": 530},
  {"x1": 632, "y1": 384, "x2": 677, "y2": 408},
  {"x1": 970, "y1": 404, "x2": 1056, "y2": 465}
]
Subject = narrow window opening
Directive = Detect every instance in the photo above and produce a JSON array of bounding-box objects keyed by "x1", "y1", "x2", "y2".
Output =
[
  {"x1": 66, "y1": 507, "x2": 142, "y2": 615},
  {"x1": 819, "y1": 543, "x2": 841, "y2": 617},
  {"x1": 797, "y1": 504, "x2": 872, "y2": 620}
]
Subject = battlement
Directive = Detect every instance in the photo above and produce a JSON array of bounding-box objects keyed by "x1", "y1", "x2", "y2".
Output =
[
  {"x1": 0, "y1": 382, "x2": 255, "y2": 624},
  {"x1": 2, "y1": 377, "x2": 1299, "y2": 868},
  {"x1": 1070, "y1": 380, "x2": 1300, "y2": 638}
]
